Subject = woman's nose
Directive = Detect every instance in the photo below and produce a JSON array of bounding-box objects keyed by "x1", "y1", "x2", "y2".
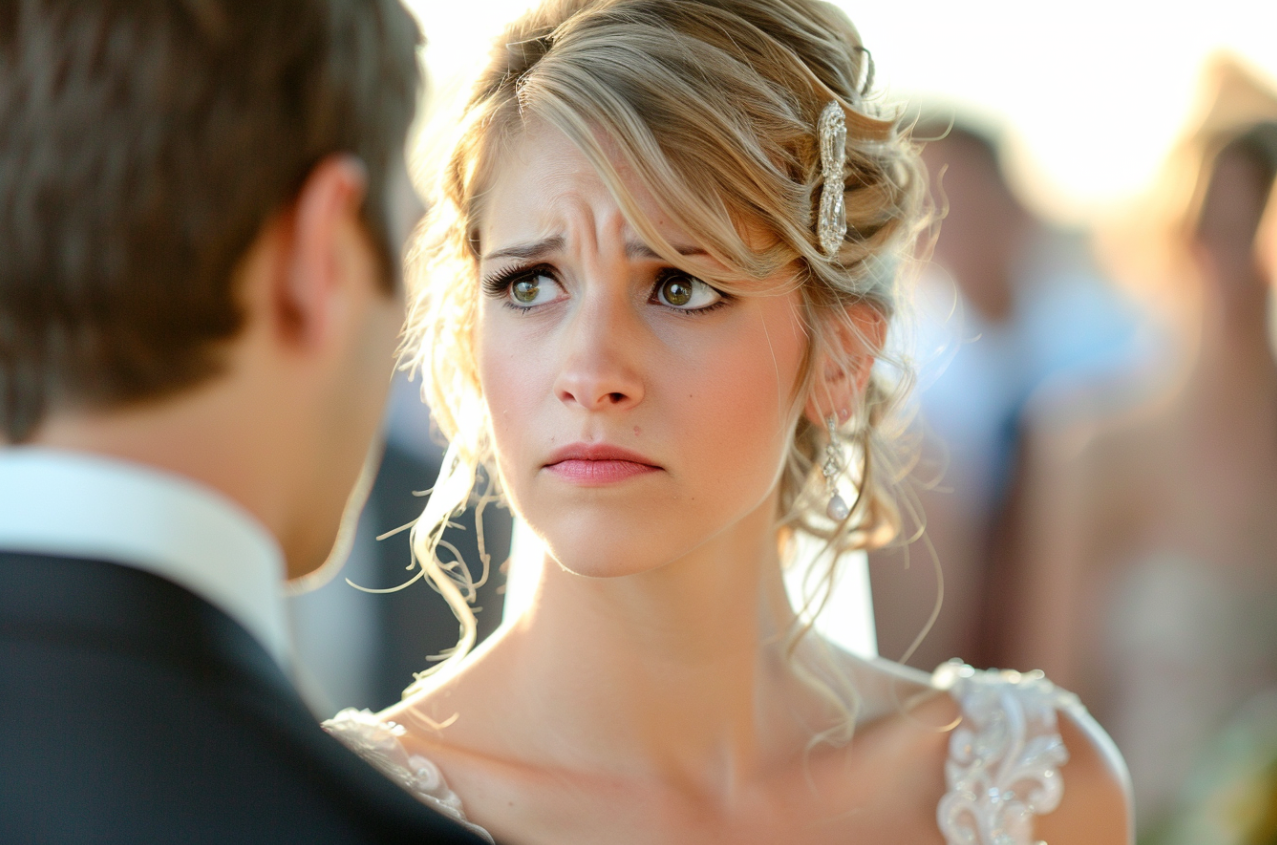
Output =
[{"x1": 552, "y1": 290, "x2": 645, "y2": 412}]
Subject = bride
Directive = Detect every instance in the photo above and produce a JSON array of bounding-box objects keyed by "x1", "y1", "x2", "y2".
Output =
[{"x1": 328, "y1": 0, "x2": 1132, "y2": 841}]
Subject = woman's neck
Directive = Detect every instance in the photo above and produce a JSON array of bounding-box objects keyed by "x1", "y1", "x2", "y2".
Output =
[{"x1": 487, "y1": 494, "x2": 837, "y2": 792}]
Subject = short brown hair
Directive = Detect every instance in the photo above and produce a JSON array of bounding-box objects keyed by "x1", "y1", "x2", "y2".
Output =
[{"x1": 0, "y1": 0, "x2": 422, "y2": 442}]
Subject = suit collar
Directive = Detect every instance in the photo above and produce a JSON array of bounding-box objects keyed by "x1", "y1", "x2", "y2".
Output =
[{"x1": 0, "y1": 447, "x2": 291, "y2": 673}]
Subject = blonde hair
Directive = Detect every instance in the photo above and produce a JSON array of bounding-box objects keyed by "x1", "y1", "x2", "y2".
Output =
[{"x1": 399, "y1": 0, "x2": 928, "y2": 696}]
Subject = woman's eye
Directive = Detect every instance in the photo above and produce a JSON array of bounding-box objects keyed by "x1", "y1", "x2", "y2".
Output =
[
  {"x1": 506, "y1": 271, "x2": 562, "y2": 308},
  {"x1": 654, "y1": 272, "x2": 722, "y2": 310}
]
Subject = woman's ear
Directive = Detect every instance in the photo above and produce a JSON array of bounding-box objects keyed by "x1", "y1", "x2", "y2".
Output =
[{"x1": 803, "y1": 302, "x2": 887, "y2": 428}]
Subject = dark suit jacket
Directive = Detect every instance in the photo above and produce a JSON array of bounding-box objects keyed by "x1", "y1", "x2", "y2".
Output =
[{"x1": 0, "y1": 551, "x2": 492, "y2": 845}]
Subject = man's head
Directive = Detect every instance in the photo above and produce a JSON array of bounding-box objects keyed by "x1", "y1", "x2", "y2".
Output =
[{"x1": 0, "y1": 0, "x2": 424, "y2": 577}]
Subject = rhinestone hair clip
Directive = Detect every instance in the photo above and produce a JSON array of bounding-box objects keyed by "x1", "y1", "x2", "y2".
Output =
[{"x1": 816, "y1": 100, "x2": 848, "y2": 258}]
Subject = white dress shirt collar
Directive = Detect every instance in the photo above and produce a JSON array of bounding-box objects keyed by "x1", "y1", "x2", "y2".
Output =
[{"x1": 0, "y1": 447, "x2": 292, "y2": 672}]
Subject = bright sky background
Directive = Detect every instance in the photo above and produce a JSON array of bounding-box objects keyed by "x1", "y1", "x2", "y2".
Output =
[{"x1": 406, "y1": 0, "x2": 1277, "y2": 226}]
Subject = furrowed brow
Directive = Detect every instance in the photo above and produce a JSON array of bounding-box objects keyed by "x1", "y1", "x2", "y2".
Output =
[{"x1": 481, "y1": 236, "x2": 566, "y2": 262}]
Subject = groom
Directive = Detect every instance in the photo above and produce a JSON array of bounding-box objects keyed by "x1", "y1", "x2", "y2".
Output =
[{"x1": 0, "y1": 2, "x2": 488, "y2": 843}]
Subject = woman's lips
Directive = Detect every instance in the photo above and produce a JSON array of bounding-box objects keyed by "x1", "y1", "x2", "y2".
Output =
[
  {"x1": 545, "y1": 459, "x2": 660, "y2": 484},
  {"x1": 543, "y1": 444, "x2": 662, "y2": 485}
]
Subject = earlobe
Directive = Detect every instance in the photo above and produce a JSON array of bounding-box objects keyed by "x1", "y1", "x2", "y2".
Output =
[{"x1": 803, "y1": 303, "x2": 886, "y2": 427}]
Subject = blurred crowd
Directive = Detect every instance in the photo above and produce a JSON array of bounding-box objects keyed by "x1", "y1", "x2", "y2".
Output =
[
  {"x1": 289, "y1": 54, "x2": 1277, "y2": 845},
  {"x1": 877, "y1": 55, "x2": 1277, "y2": 843}
]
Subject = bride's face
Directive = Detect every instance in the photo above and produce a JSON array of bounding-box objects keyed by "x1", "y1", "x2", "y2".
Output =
[{"x1": 475, "y1": 123, "x2": 809, "y2": 577}]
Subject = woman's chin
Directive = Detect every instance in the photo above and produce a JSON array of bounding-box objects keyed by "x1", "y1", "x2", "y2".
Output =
[
  {"x1": 534, "y1": 522, "x2": 697, "y2": 580},
  {"x1": 519, "y1": 504, "x2": 660, "y2": 572},
  {"x1": 544, "y1": 542, "x2": 675, "y2": 579}
]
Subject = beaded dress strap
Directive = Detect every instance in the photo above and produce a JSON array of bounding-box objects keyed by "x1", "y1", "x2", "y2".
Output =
[{"x1": 933, "y1": 660, "x2": 1082, "y2": 845}]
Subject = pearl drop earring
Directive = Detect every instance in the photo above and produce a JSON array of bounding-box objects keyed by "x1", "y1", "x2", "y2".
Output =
[{"x1": 822, "y1": 414, "x2": 850, "y2": 521}]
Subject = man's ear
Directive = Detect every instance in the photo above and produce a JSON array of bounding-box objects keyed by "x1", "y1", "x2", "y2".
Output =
[
  {"x1": 268, "y1": 155, "x2": 371, "y2": 349},
  {"x1": 803, "y1": 302, "x2": 887, "y2": 427}
]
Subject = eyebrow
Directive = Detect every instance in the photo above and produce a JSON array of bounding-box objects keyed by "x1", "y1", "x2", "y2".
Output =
[
  {"x1": 481, "y1": 237, "x2": 565, "y2": 262},
  {"x1": 625, "y1": 241, "x2": 709, "y2": 260},
  {"x1": 480, "y1": 237, "x2": 709, "y2": 263}
]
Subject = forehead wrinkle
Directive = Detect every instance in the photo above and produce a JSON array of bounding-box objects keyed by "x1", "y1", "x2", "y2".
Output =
[
  {"x1": 485, "y1": 124, "x2": 707, "y2": 271},
  {"x1": 540, "y1": 188, "x2": 631, "y2": 266},
  {"x1": 481, "y1": 174, "x2": 599, "y2": 264}
]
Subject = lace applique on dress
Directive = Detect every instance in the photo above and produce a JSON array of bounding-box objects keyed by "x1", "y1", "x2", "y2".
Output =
[
  {"x1": 933, "y1": 660, "x2": 1082, "y2": 845},
  {"x1": 323, "y1": 708, "x2": 495, "y2": 844}
]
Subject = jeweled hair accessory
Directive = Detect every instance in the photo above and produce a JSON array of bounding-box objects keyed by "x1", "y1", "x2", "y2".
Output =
[{"x1": 816, "y1": 100, "x2": 848, "y2": 258}]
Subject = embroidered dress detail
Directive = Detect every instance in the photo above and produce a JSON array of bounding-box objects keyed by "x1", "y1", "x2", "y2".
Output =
[
  {"x1": 325, "y1": 666, "x2": 1080, "y2": 845},
  {"x1": 324, "y1": 708, "x2": 495, "y2": 843},
  {"x1": 933, "y1": 660, "x2": 1081, "y2": 845}
]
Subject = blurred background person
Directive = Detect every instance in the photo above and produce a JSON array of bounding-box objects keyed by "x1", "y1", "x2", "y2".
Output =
[
  {"x1": 1006, "y1": 57, "x2": 1277, "y2": 838},
  {"x1": 869, "y1": 117, "x2": 1146, "y2": 671}
]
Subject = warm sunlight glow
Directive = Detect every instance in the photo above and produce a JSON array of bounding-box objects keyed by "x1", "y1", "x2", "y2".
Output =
[{"x1": 407, "y1": 0, "x2": 1277, "y2": 225}]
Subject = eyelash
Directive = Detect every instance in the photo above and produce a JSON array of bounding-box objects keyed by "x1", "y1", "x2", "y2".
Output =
[{"x1": 480, "y1": 264, "x2": 734, "y2": 315}]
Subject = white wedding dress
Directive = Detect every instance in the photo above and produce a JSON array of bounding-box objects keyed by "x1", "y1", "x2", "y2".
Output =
[{"x1": 324, "y1": 660, "x2": 1082, "y2": 845}]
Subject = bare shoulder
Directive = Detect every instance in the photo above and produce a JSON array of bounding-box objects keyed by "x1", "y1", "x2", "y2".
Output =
[
  {"x1": 874, "y1": 657, "x2": 1133, "y2": 845},
  {"x1": 824, "y1": 651, "x2": 948, "y2": 722},
  {"x1": 372, "y1": 628, "x2": 528, "y2": 767},
  {"x1": 378, "y1": 650, "x2": 507, "y2": 748},
  {"x1": 1035, "y1": 705, "x2": 1134, "y2": 845}
]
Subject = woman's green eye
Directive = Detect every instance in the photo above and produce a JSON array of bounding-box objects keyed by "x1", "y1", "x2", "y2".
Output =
[
  {"x1": 661, "y1": 277, "x2": 693, "y2": 306},
  {"x1": 503, "y1": 269, "x2": 562, "y2": 308},
  {"x1": 655, "y1": 272, "x2": 721, "y2": 310},
  {"x1": 513, "y1": 279, "x2": 539, "y2": 303}
]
